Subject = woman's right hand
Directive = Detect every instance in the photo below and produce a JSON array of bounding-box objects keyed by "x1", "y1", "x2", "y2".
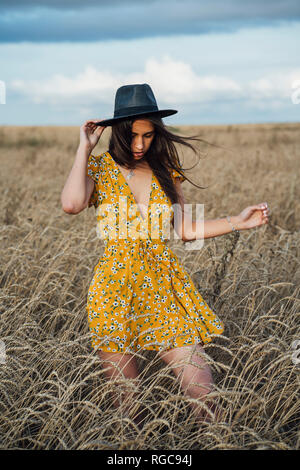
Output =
[{"x1": 79, "y1": 119, "x2": 106, "y2": 151}]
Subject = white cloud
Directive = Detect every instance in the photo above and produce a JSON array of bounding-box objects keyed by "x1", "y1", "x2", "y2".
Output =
[
  {"x1": 10, "y1": 56, "x2": 300, "y2": 109},
  {"x1": 126, "y1": 57, "x2": 242, "y2": 103},
  {"x1": 10, "y1": 66, "x2": 121, "y2": 104},
  {"x1": 248, "y1": 69, "x2": 300, "y2": 100}
]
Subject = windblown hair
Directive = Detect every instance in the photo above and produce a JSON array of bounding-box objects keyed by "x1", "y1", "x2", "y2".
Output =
[{"x1": 108, "y1": 115, "x2": 218, "y2": 205}]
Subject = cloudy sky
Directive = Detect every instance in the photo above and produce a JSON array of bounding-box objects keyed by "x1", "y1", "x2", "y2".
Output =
[{"x1": 0, "y1": 0, "x2": 299, "y2": 125}]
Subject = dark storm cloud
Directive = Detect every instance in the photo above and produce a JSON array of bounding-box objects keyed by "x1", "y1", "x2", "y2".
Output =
[
  {"x1": 0, "y1": 0, "x2": 145, "y2": 8},
  {"x1": 0, "y1": 0, "x2": 300, "y2": 43}
]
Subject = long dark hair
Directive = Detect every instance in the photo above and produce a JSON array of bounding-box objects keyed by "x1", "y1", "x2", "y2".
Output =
[{"x1": 108, "y1": 115, "x2": 219, "y2": 205}]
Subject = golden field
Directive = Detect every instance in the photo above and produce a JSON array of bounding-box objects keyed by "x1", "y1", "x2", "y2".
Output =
[{"x1": 0, "y1": 122, "x2": 299, "y2": 450}]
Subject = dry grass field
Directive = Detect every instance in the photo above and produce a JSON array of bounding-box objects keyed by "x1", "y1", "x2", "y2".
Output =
[{"x1": 0, "y1": 122, "x2": 299, "y2": 450}]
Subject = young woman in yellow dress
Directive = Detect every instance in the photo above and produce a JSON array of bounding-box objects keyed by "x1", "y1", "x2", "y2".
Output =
[{"x1": 61, "y1": 84, "x2": 269, "y2": 428}]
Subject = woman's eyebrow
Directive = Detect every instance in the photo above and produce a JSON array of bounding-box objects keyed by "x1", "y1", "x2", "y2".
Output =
[{"x1": 131, "y1": 131, "x2": 155, "y2": 136}]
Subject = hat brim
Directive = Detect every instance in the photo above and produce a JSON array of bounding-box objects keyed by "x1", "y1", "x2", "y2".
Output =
[{"x1": 95, "y1": 109, "x2": 177, "y2": 127}]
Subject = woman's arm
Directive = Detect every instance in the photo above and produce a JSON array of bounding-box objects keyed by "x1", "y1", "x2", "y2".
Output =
[
  {"x1": 172, "y1": 179, "x2": 269, "y2": 241},
  {"x1": 61, "y1": 143, "x2": 93, "y2": 214},
  {"x1": 61, "y1": 119, "x2": 106, "y2": 214}
]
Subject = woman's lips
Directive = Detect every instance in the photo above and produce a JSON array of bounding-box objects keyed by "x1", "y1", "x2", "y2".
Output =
[{"x1": 133, "y1": 152, "x2": 144, "y2": 156}]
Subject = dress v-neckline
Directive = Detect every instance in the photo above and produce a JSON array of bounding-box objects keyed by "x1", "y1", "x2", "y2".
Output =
[{"x1": 107, "y1": 151, "x2": 154, "y2": 223}]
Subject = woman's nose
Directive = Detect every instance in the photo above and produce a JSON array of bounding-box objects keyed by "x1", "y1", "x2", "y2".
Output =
[{"x1": 136, "y1": 139, "x2": 143, "y2": 149}]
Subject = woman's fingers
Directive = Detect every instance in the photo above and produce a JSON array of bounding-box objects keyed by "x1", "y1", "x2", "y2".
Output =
[
  {"x1": 262, "y1": 203, "x2": 270, "y2": 219},
  {"x1": 83, "y1": 120, "x2": 106, "y2": 135},
  {"x1": 255, "y1": 202, "x2": 268, "y2": 210},
  {"x1": 254, "y1": 204, "x2": 269, "y2": 223},
  {"x1": 260, "y1": 203, "x2": 269, "y2": 223},
  {"x1": 83, "y1": 119, "x2": 102, "y2": 128},
  {"x1": 255, "y1": 202, "x2": 270, "y2": 217},
  {"x1": 246, "y1": 202, "x2": 269, "y2": 225}
]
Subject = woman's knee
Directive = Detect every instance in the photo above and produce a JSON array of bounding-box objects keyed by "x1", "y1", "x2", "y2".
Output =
[{"x1": 97, "y1": 350, "x2": 141, "y2": 410}]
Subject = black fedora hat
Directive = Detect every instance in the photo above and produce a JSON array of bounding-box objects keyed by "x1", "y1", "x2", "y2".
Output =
[{"x1": 96, "y1": 83, "x2": 177, "y2": 126}]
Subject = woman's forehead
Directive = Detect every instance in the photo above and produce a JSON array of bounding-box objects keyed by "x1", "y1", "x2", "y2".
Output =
[{"x1": 132, "y1": 119, "x2": 154, "y2": 132}]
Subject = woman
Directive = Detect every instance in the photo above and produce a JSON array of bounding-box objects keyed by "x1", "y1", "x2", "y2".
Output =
[{"x1": 61, "y1": 84, "x2": 269, "y2": 428}]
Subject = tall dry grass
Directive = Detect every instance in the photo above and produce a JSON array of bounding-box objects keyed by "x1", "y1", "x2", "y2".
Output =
[{"x1": 0, "y1": 123, "x2": 299, "y2": 450}]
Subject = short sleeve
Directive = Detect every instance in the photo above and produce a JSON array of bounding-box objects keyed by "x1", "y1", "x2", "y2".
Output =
[
  {"x1": 171, "y1": 168, "x2": 186, "y2": 183},
  {"x1": 86, "y1": 154, "x2": 100, "y2": 208}
]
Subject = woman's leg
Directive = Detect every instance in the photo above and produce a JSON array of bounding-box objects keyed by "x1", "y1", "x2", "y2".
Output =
[
  {"x1": 97, "y1": 349, "x2": 146, "y2": 428},
  {"x1": 158, "y1": 343, "x2": 220, "y2": 423}
]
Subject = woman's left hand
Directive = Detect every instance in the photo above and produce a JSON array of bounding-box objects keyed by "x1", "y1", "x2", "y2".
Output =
[{"x1": 235, "y1": 202, "x2": 270, "y2": 230}]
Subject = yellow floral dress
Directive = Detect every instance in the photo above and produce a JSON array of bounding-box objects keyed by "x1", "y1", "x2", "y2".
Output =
[{"x1": 86, "y1": 151, "x2": 224, "y2": 353}]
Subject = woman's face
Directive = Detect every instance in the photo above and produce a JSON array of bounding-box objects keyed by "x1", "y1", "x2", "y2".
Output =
[{"x1": 131, "y1": 119, "x2": 155, "y2": 159}]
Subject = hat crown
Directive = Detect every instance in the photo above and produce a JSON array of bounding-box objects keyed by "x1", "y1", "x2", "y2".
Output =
[
  {"x1": 115, "y1": 84, "x2": 158, "y2": 112},
  {"x1": 97, "y1": 82, "x2": 177, "y2": 126}
]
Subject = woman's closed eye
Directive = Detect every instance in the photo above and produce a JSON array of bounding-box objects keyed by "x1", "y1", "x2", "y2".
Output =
[{"x1": 132, "y1": 133, "x2": 154, "y2": 138}]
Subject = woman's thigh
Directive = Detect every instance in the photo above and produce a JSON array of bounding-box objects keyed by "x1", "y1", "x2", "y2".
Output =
[
  {"x1": 97, "y1": 349, "x2": 139, "y2": 380},
  {"x1": 158, "y1": 343, "x2": 205, "y2": 367},
  {"x1": 158, "y1": 343, "x2": 214, "y2": 396}
]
